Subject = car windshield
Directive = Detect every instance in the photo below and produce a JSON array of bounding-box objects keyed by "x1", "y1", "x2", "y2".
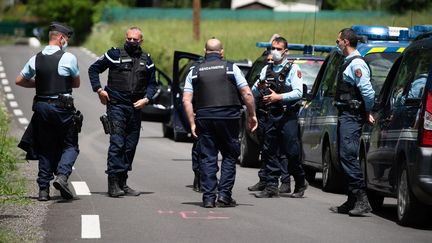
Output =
[
  {"x1": 364, "y1": 52, "x2": 400, "y2": 96},
  {"x1": 292, "y1": 59, "x2": 324, "y2": 89}
]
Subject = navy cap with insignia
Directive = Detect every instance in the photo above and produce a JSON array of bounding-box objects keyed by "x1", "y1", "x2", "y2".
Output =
[{"x1": 49, "y1": 22, "x2": 73, "y2": 38}]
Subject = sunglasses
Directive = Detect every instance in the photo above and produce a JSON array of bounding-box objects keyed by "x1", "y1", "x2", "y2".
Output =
[{"x1": 271, "y1": 47, "x2": 284, "y2": 51}]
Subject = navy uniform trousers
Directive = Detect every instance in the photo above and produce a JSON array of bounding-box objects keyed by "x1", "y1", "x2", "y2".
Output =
[
  {"x1": 196, "y1": 118, "x2": 240, "y2": 202},
  {"x1": 338, "y1": 110, "x2": 366, "y2": 192},
  {"x1": 106, "y1": 103, "x2": 141, "y2": 175},
  {"x1": 34, "y1": 101, "x2": 78, "y2": 189},
  {"x1": 261, "y1": 111, "x2": 303, "y2": 188},
  {"x1": 256, "y1": 110, "x2": 290, "y2": 184}
]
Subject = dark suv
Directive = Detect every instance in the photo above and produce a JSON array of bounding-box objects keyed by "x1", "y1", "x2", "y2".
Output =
[
  {"x1": 238, "y1": 43, "x2": 331, "y2": 167},
  {"x1": 297, "y1": 25, "x2": 431, "y2": 192},
  {"x1": 359, "y1": 32, "x2": 432, "y2": 226}
]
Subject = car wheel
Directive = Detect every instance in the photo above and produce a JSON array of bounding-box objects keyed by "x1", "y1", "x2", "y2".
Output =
[
  {"x1": 304, "y1": 167, "x2": 316, "y2": 182},
  {"x1": 162, "y1": 123, "x2": 173, "y2": 138},
  {"x1": 173, "y1": 130, "x2": 188, "y2": 142},
  {"x1": 397, "y1": 166, "x2": 428, "y2": 226},
  {"x1": 239, "y1": 124, "x2": 260, "y2": 168},
  {"x1": 322, "y1": 144, "x2": 344, "y2": 192}
]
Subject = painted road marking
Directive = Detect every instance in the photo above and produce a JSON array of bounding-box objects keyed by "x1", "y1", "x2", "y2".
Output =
[
  {"x1": 13, "y1": 109, "x2": 23, "y2": 116},
  {"x1": 0, "y1": 66, "x2": 4, "y2": 72},
  {"x1": 9, "y1": 101, "x2": 18, "y2": 108},
  {"x1": 0, "y1": 72, "x2": 6, "y2": 78},
  {"x1": 1, "y1": 78, "x2": 8, "y2": 85},
  {"x1": 71, "y1": 181, "x2": 91, "y2": 195},
  {"x1": 81, "y1": 215, "x2": 101, "y2": 239},
  {"x1": 18, "y1": 117, "x2": 29, "y2": 125},
  {"x1": 4, "y1": 86, "x2": 11, "y2": 92},
  {"x1": 158, "y1": 210, "x2": 230, "y2": 219},
  {"x1": 6, "y1": 93, "x2": 14, "y2": 100}
]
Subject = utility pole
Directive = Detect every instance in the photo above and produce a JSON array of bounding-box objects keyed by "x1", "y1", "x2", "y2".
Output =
[{"x1": 193, "y1": 0, "x2": 201, "y2": 41}]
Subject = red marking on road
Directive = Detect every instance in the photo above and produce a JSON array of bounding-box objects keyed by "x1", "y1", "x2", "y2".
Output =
[
  {"x1": 179, "y1": 211, "x2": 230, "y2": 219},
  {"x1": 157, "y1": 210, "x2": 175, "y2": 214}
]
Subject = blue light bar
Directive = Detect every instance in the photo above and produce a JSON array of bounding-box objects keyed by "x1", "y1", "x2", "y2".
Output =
[
  {"x1": 255, "y1": 42, "x2": 333, "y2": 54},
  {"x1": 409, "y1": 25, "x2": 432, "y2": 39}
]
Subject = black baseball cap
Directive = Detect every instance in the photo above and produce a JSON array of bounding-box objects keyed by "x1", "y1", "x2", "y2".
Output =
[{"x1": 49, "y1": 22, "x2": 73, "y2": 38}]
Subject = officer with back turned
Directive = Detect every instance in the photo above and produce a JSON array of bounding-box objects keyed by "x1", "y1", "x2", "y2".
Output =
[
  {"x1": 16, "y1": 22, "x2": 81, "y2": 201},
  {"x1": 329, "y1": 28, "x2": 375, "y2": 216},
  {"x1": 251, "y1": 36, "x2": 308, "y2": 199},
  {"x1": 183, "y1": 37, "x2": 257, "y2": 208},
  {"x1": 88, "y1": 27, "x2": 157, "y2": 197}
]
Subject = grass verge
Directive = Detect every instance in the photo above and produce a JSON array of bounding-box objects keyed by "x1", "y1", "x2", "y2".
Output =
[{"x1": 83, "y1": 9, "x2": 430, "y2": 78}]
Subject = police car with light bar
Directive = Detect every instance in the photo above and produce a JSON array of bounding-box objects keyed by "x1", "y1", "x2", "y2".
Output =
[
  {"x1": 239, "y1": 42, "x2": 332, "y2": 167},
  {"x1": 298, "y1": 25, "x2": 432, "y2": 192},
  {"x1": 359, "y1": 30, "x2": 432, "y2": 226}
]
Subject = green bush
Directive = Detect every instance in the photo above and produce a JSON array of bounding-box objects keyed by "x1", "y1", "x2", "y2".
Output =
[{"x1": 0, "y1": 107, "x2": 25, "y2": 204}]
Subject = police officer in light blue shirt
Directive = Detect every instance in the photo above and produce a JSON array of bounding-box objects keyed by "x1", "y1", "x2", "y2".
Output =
[
  {"x1": 16, "y1": 22, "x2": 80, "y2": 201},
  {"x1": 183, "y1": 38, "x2": 257, "y2": 208},
  {"x1": 250, "y1": 36, "x2": 308, "y2": 199},
  {"x1": 330, "y1": 28, "x2": 375, "y2": 216}
]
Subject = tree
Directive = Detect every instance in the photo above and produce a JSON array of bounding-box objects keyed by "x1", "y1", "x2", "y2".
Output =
[
  {"x1": 27, "y1": 0, "x2": 94, "y2": 44},
  {"x1": 384, "y1": 0, "x2": 431, "y2": 13}
]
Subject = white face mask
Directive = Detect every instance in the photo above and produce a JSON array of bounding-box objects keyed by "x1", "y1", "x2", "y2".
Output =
[
  {"x1": 61, "y1": 37, "x2": 68, "y2": 50},
  {"x1": 271, "y1": 49, "x2": 284, "y2": 62}
]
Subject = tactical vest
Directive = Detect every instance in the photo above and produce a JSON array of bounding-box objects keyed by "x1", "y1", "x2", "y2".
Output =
[
  {"x1": 35, "y1": 50, "x2": 73, "y2": 96},
  {"x1": 335, "y1": 56, "x2": 367, "y2": 110},
  {"x1": 259, "y1": 62, "x2": 297, "y2": 110},
  {"x1": 192, "y1": 59, "x2": 241, "y2": 109},
  {"x1": 107, "y1": 48, "x2": 148, "y2": 94}
]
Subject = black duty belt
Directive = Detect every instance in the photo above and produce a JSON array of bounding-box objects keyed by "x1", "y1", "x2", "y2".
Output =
[{"x1": 35, "y1": 95, "x2": 74, "y2": 109}]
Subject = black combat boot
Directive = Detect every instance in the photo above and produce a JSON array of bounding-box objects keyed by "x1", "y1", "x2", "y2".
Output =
[
  {"x1": 217, "y1": 196, "x2": 237, "y2": 207},
  {"x1": 248, "y1": 181, "x2": 266, "y2": 191},
  {"x1": 329, "y1": 192, "x2": 356, "y2": 214},
  {"x1": 255, "y1": 186, "x2": 279, "y2": 198},
  {"x1": 289, "y1": 178, "x2": 308, "y2": 198},
  {"x1": 53, "y1": 174, "x2": 73, "y2": 200},
  {"x1": 279, "y1": 181, "x2": 291, "y2": 194},
  {"x1": 118, "y1": 173, "x2": 140, "y2": 196},
  {"x1": 193, "y1": 171, "x2": 201, "y2": 192},
  {"x1": 38, "y1": 188, "x2": 50, "y2": 201},
  {"x1": 348, "y1": 189, "x2": 372, "y2": 216},
  {"x1": 108, "y1": 174, "x2": 125, "y2": 197}
]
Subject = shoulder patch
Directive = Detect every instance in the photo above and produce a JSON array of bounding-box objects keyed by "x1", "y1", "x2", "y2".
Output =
[
  {"x1": 355, "y1": 69, "x2": 362, "y2": 78},
  {"x1": 297, "y1": 70, "x2": 302, "y2": 78}
]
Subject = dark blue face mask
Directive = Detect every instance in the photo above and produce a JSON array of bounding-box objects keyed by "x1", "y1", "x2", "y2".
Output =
[{"x1": 124, "y1": 41, "x2": 140, "y2": 52}]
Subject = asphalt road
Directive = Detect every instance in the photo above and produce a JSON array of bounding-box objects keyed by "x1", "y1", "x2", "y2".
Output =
[{"x1": 0, "y1": 45, "x2": 431, "y2": 243}]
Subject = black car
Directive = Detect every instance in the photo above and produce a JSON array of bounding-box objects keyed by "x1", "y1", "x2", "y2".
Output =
[
  {"x1": 142, "y1": 51, "x2": 252, "y2": 141},
  {"x1": 238, "y1": 43, "x2": 331, "y2": 168},
  {"x1": 140, "y1": 67, "x2": 172, "y2": 123},
  {"x1": 359, "y1": 32, "x2": 432, "y2": 226}
]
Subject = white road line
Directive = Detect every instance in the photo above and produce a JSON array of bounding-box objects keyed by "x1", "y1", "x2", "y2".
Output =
[
  {"x1": 18, "y1": 117, "x2": 29, "y2": 125},
  {"x1": 13, "y1": 109, "x2": 23, "y2": 116},
  {"x1": 81, "y1": 215, "x2": 101, "y2": 239},
  {"x1": 0, "y1": 66, "x2": 4, "y2": 72},
  {"x1": 6, "y1": 93, "x2": 14, "y2": 100},
  {"x1": 0, "y1": 72, "x2": 5, "y2": 78},
  {"x1": 4, "y1": 86, "x2": 11, "y2": 92},
  {"x1": 1, "y1": 79, "x2": 8, "y2": 85},
  {"x1": 9, "y1": 101, "x2": 18, "y2": 108},
  {"x1": 71, "y1": 181, "x2": 91, "y2": 195}
]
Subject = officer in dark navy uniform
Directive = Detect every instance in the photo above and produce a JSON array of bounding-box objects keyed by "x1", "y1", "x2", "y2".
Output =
[
  {"x1": 16, "y1": 22, "x2": 80, "y2": 201},
  {"x1": 248, "y1": 51, "x2": 291, "y2": 194},
  {"x1": 251, "y1": 36, "x2": 308, "y2": 199},
  {"x1": 183, "y1": 38, "x2": 257, "y2": 208},
  {"x1": 330, "y1": 28, "x2": 375, "y2": 216},
  {"x1": 88, "y1": 27, "x2": 157, "y2": 197}
]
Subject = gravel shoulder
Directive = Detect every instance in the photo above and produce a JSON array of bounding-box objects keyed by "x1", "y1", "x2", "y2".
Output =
[{"x1": 0, "y1": 102, "x2": 49, "y2": 242}]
